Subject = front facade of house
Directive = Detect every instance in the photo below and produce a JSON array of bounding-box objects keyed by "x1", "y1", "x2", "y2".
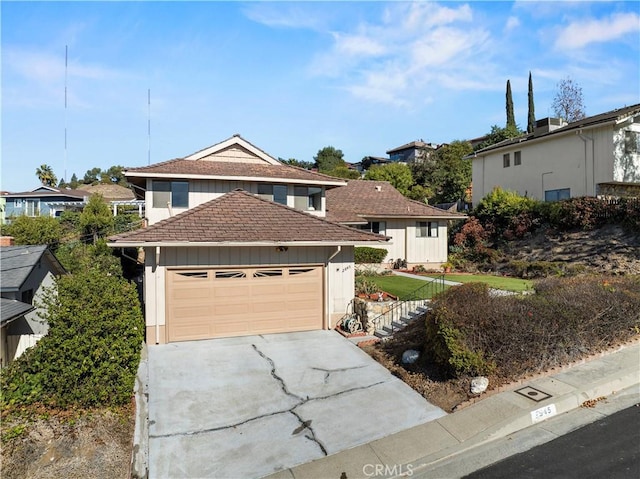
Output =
[
  {"x1": 1, "y1": 186, "x2": 89, "y2": 223},
  {"x1": 470, "y1": 104, "x2": 640, "y2": 205},
  {"x1": 386, "y1": 140, "x2": 438, "y2": 164},
  {"x1": 326, "y1": 180, "x2": 464, "y2": 269},
  {"x1": 110, "y1": 135, "x2": 388, "y2": 344},
  {"x1": 0, "y1": 243, "x2": 66, "y2": 366}
]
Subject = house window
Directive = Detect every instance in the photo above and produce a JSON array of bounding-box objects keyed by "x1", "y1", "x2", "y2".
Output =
[
  {"x1": 25, "y1": 200, "x2": 39, "y2": 216},
  {"x1": 152, "y1": 181, "x2": 189, "y2": 208},
  {"x1": 357, "y1": 221, "x2": 386, "y2": 235},
  {"x1": 514, "y1": 151, "x2": 522, "y2": 166},
  {"x1": 294, "y1": 186, "x2": 322, "y2": 211},
  {"x1": 625, "y1": 131, "x2": 640, "y2": 154},
  {"x1": 416, "y1": 221, "x2": 438, "y2": 237},
  {"x1": 544, "y1": 188, "x2": 571, "y2": 202},
  {"x1": 503, "y1": 153, "x2": 510, "y2": 168},
  {"x1": 257, "y1": 184, "x2": 288, "y2": 205}
]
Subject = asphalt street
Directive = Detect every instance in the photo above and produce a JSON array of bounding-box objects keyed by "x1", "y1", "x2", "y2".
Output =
[{"x1": 464, "y1": 404, "x2": 640, "y2": 479}]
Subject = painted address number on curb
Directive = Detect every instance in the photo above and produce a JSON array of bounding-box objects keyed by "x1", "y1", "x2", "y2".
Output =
[{"x1": 531, "y1": 404, "x2": 557, "y2": 423}]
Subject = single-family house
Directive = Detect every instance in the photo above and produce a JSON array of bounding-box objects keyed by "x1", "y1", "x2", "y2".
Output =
[
  {"x1": 79, "y1": 183, "x2": 145, "y2": 217},
  {"x1": 0, "y1": 241, "x2": 66, "y2": 366},
  {"x1": 2, "y1": 186, "x2": 90, "y2": 223},
  {"x1": 325, "y1": 180, "x2": 465, "y2": 270},
  {"x1": 469, "y1": 104, "x2": 640, "y2": 205},
  {"x1": 386, "y1": 140, "x2": 439, "y2": 164},
  {"x1": 108, "y1": 135, "x2": 389, "y2": 345}
]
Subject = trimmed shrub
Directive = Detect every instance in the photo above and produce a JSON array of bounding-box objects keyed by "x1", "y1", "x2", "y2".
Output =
[
  {"x1": 355, "y1": 247, "x2": 388, "y2": 264},
  {"x1": 0, "y1": 268, "x2": 144, "y2": 409}
]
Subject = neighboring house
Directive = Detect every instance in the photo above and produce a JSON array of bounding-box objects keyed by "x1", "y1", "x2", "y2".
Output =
[
  {"x1": 386, "y1": 140, "x2": 439, "y2": 164},
  {"x1": 2, "y1": 186, "x2": 89, "y2": 223},
  {"x1": 108, "y1": 135, "x2": 388, "y2": 345},
  {"x1": 0, "y1": 242, "x2": 66, "y2": 366},
  {"x1": 469, "y1": 104, "x2": 640, "y2": 205},
  {"x1": 79, "y1": 183, "x2": 145, "y2": 216},
  {"x1": 326, "y1": 180, "x2": 465, "y2": 269},
  {"x1": 0, "y1": 195, "x2": 5, "y2": 224},
  {"x1": 1, "y1": 299, "x2": 34, "y2": 368}
]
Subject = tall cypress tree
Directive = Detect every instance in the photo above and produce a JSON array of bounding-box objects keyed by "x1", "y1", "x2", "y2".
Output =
[
  {"x1": 527, "y1": 72, "x2": 536, "y2": 133},
  {"x1": 506, "y1": 79, "x2": 515, "y2": 129}
]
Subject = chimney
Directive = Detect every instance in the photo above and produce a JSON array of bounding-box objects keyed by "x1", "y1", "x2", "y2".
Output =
[{"x1": 0, "y1": 236, "x2": 15, "y2": 246}]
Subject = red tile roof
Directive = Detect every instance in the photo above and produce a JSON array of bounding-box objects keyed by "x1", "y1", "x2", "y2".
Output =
[
  {"x1": 108, "y1": 189, "x2": 388, "y2": 245},
  {"x1": 326, "y1": 180, "x2": 465, "y2": 223}
]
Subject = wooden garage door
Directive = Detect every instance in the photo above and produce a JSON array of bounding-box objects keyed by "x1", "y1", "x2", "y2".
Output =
[{"x1": 166, "y1": 266, "x2": 324, "y2": 342}]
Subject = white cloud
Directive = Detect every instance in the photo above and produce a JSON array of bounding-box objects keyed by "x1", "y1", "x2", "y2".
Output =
[
  {"x1": 242, "y1": 3, "x2": 329, "y2": 31},
  {"x1": 333, "y1": 32, "x2": 388, "y2": 57},
  {"x1": 555, "y1": 12, "x2": 640, "y2": 50},
  {"x1": 505, "y1": 16, "x2": 520, "y2": 31}
]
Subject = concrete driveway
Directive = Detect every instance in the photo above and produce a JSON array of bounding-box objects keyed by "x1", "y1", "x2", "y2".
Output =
[{"x1": 148, "y1": 330, "x2": 446, "y2": 478}]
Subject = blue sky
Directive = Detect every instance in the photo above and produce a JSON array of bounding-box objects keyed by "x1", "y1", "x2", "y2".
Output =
[{"x1": 2, "y1": 1, "x2": 639, "y2": 192}]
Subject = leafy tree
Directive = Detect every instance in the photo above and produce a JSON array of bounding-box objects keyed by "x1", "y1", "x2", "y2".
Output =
[
  {"x1": 325, "y1": 166, "x2": 360, "y2": 179},
  {"x1": 35, "y1": 164, "x2": 57, "y2": 187},
  {"x1": 279, "y1": 158, "x2": 314, "y2": 170},
  {"x1": 411, "y1": 141, "x2": 473, "y2": 204},
  {"x1": 552, "y1": 76, "x2": 586, "y2": 122},
  {"x1": 69, "y1": 173, "x2": 79, "y2": 189},
  {"x1": 506, "y1": 80, "x2": 515, "y2": 128},
  {"x1": 80, "y1": 194, "x2": 113, "y2": 244},
  {"x1": 364, "y1": 163, "x2": 413, "y2": 196},
  {"x1": 0, "y1": 215, "x2": 63, "y2": 248},
  {"x1": 475, "y1": 124, "x2": 523, "y2": 151},
  {"x1": 407, "y1": 184, "x2": 434, "y2": 203},
  {"x1": 527, "y1": 71, "x2": 536, "y2": 133},
  {"x1": 314, "y1": 146, "x2": 346, "y2": 173},
  {"x1": 83, "y1": 167, "x2": 102, "y2": 185}
]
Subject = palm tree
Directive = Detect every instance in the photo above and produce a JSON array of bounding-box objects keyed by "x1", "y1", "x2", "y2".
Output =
[{"x1": 36, "y1": 164, "x2": 57, "y2": 187}]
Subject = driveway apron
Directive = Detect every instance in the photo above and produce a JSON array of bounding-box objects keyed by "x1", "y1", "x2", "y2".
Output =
[{"x1": 148, "y1": 330, "x2": 445, "y2": 478}]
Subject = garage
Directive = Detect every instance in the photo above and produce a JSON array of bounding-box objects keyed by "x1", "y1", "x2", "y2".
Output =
[{"x1": 166, "y1": 266, "x2": 324, "y2": 342}]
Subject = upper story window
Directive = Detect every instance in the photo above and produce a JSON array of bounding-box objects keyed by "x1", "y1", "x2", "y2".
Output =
[
  {"x1": 152, "y1": 181, "x2": 189, "y2": 208},
  {"x1": 514, "y1": 151, "x2": 522, "y2": 166},
  {"x1": 357, "y1": 221, "x2": 386, "y2": 235},
  {"x1": 257, "y1": 184, "x2": 287, "y2": 205},
  {"x1": 416, "y1": 221, "x2": 438, "y2": 238},
  {"x1": 503, "y1": 153, "x2": 510, "y2": 168},
  {"x1": 294, "y1": 186, "x2": 322, "y2": 211}
]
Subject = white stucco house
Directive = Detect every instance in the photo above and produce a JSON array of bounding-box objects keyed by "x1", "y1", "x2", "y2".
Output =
[
  {"x1": 469, "y1": 104, "x2": 640, "y2": 205},
  {"x1": 325, "y1": 180, "x2": 464, "y2": 270},
  {"x1": 108, "y1": 135, "x2": 388, "y2": 344}
]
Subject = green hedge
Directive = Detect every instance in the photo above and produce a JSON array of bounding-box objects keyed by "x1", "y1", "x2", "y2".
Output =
[{"x1": 355, "y1": 247, "x2": 388, "y2": 264}]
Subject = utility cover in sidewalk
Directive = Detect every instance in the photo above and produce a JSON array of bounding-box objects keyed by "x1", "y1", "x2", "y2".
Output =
[{"x1": 515, "y1": 386, "x2": 552, "y2": 402}]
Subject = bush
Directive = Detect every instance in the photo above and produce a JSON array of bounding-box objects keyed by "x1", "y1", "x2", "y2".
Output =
[
  {"x1": 473, "y1": 187, "x2": 539, "y2": 240},
  {"x1": 0, "y1": 268, "x2": 144, "y2": 409},
  {"x1": 355, "y1": 247, "x2": 388, "y2": 264},
  {"x1": 547, "y1": 197, "x2": 611, "y2": 230},
  {"x1": 424, "y1": 276, "x2": 640, "y2": 379},
  {"x1": 0, "y1": 216, "x2": 63, "y2": 249}
]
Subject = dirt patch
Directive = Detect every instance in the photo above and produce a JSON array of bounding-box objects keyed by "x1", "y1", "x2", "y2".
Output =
[{"x1": 1, "y1": 405, "x2": 134, "y2": 479}]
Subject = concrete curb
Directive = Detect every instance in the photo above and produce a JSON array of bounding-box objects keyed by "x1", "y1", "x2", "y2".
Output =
[{"x1": 131, "y1": 343, "x2": 149, "y2": 479}]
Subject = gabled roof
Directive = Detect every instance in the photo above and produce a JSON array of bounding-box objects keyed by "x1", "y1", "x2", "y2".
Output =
[
  {"x1": 0, "y1": 245, "x2": 66, "y2": 293},
  {"x1": 108, "y1": 189, "x2": 389, "y2": 247},
  {"x1": 386, "y1": 140, "x2": 437, "y2": 155},
  {"x1": 124, "y1": 134, "x2": 346, "y2": 187},
  {"x1": 2, "y1": 186, "x2": 90, "y2": 199},
  {"x1": 78, "y1": 184, "x2": 135, "y2": 201},
  {"x1": 326, "y1": 180, "x2": 465, "y2": 223},
  {"x1": 470, "y1": 103, "x2": 640, "y2": 157},
  {"x1": 0, "y1": 298, "x2": 34, "y2": 326}
]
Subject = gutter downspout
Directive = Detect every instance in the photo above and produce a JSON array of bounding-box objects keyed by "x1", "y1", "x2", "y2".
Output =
[
  {"x1": 578, "y1": 131, "x2": 594, "y2": 196},
  {"x1": 325, "y1": 246, "x2": 341, "y2": 330},
  {"x1": 155, "y1": 246, "x2": 161, "y2": 344}
]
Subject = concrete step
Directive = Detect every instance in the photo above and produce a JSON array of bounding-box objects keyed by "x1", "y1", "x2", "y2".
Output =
[
  {"x1": 391, "y1": 321, "x2": 406, "y2": 330},
  {"x1": 374, "y1": 329, "x2": 391, "y2": 339}
]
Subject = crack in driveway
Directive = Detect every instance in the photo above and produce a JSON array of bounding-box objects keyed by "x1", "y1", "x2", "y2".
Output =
[{"x1": 150, "y1": 343, "x2": 390, "y2": 457}]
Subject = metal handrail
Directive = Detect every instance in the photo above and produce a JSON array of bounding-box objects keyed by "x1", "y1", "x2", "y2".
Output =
[{"x1": 370, "y1": 275, "x2": 445, "y2": 335}]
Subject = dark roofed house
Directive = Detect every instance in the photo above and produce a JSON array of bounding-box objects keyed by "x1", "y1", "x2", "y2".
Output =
[
  {"x1": 109, "y1": 135, "x2": 389, "y2": 345},
  {"x1": 0, "y1": 243, "x2": 66, "y2": 367},
  {"x1": 326, "y1": 180, "x2": 465, "y2": 270},
  {"x1": 386, "y1": 140, "x2": 439, "y2": 164}
]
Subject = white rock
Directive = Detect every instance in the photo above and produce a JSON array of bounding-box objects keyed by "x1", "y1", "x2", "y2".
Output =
[
  {"x1": 402, "y1": 349, "x2": 420, "y2": 365},
  {"x1": 471, "y1": 376, "x2": 489, "y2": 394}
]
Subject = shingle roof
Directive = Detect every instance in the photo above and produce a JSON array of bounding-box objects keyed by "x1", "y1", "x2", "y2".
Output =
[
  {"x1": 1, "y1": 298, "x2": 34, "y2": 326},
  {"x1": 108, "y1": 189, "x2": 388, "y2": 245},
  {"x1": 386, "y1": 140, "x2": 437, "y2": 154},
  {"x1": 79, "y1": 184, "x2": 135, "y2": 201},
  {"x1": 0, "y1": 245, "x2": 66, "y2": 292},
  {"x1": 325, "y1": 180, "x2": 465, "y2": 223},
  {"x1": 2, "y1": 186, "x2": 90, "y2": 199}
]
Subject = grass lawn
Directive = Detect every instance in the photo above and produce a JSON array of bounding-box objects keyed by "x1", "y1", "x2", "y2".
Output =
[
  {"x1": 443, "y1": 273, "x2": 533, "y2": 292},
  {"x1": 362, "y1": 273, "x2": 533, "y2": 298}
]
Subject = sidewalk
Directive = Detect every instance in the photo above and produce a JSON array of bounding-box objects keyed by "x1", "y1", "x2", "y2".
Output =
[
  {"x1": 266, "y1": 341, "x2": 640, "y2": 479},
  {"x1": 392, "y1": 270, "x2": 462, "y2": 286}
]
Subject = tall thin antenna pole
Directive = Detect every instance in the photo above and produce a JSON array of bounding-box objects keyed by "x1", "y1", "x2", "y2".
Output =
[
  {"x1": 64, "y1": 45, "x2": 68, "y2": 183},
  {"x1": 147, "y1": 88, "x2": 151, "y2": 165}
]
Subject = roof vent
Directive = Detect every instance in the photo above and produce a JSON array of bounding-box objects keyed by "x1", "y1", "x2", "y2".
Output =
[
  {"x1": 375, "y1": 185, "x2": 382, "y2": 192},
  {"x1": 534, "y1": 117, "x2": 567, "y2": 136}
]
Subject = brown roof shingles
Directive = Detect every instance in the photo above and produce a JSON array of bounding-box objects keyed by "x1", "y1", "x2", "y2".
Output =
[
  {"x1": 109, "y1": 189, "x2": 388, "y2": 245},
  {"x1": 326, "y1": 180, "x2": 465, "y2": 223},
  {"x1": 125, "y1": 159, "x2": 344, "y2": 185}
]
